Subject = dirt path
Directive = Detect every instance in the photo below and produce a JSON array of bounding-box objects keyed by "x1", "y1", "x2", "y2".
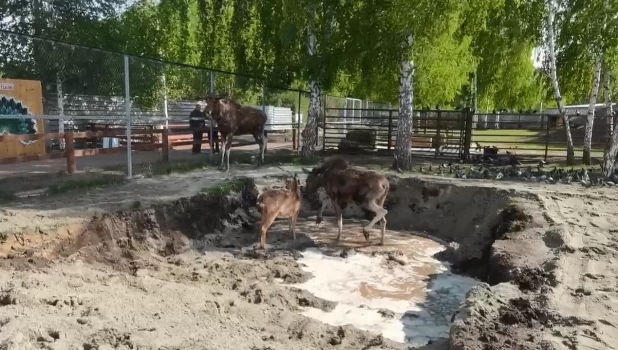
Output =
[
  {"x1": 539, "y1": 193, "x2": 618, "y2": 349},
  {"x1": 0, "y1": 141, "x2": 293, "y2": 179}
]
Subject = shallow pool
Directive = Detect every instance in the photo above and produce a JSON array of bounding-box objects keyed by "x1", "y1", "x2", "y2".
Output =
[{"x1": 290, "y1": 237, "x2": 478, "y2": 346}]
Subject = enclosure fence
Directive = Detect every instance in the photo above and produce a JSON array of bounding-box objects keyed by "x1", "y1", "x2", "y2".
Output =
[
  {"x1": 0, "y1": 30, "x2": 385, "y2": 180},
  {"x1": 322, "y1": 107, "x2": 614, "y2": 162}
]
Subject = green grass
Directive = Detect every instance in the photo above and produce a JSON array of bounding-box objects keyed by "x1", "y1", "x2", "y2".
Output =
[
  {"x1": 231, "y1": 152, "x2": 319, "y2": 166},
  {"x1": 152, "y1": 151, "x2": 319, "y2": 177},
  {"x1": 152, "y1": 161, "x2": 207, "y2": 175},
  {"x1": 0, "y1": 188, "x2": 16, "y2": 203},
  {"x1": 47, "y1": 174, "x2": 126, "y2": 195},
  {"x1": 200, "y1": 178, "x2": 247, "y2": 197}
]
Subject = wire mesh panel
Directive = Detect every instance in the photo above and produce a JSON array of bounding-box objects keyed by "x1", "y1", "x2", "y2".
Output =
[
  {"x1": 263, "y1": 86, "x2": 304, "y2": 150},
  {"x1": 0, "y1": 30, "x2": 133, "y2": 179}
]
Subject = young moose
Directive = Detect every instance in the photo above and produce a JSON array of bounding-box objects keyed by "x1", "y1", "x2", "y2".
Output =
[
  {"x1": 256, "y1": 174, "x2": 301, "y2": 249},
  {"x1": 303, "y1": 156, "x2": 389, "y2": 245}
]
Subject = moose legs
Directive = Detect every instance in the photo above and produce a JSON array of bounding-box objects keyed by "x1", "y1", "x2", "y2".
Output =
[
  {"x1": 220, "y1": 133, "x2": 233, "y2": 171},
  {"x1": 331, "y1": 198, "x2": 344, "y2": 243},
  {"x1": 361, "y1": 200, "x2": 388, "y2": 246},
  {"x1": 316, "y1": 199, "x2": 329, "y2": 226},
  {"x1": 251, "y1": 130, "x2": 266, "y2": 166},
  {"x1": 259, "y1": 209, "x2": 277, "y2": 250},
  {"x1": 288, "y1": 212, "x2": 298, "y2": 241}
]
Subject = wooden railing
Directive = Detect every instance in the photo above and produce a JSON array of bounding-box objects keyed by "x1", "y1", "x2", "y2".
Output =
[{"x1": 0, "y1": 128, "x2": 171, "y2": 173}]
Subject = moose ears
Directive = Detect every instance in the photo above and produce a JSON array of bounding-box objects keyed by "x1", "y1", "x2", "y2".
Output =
[{"x1": 301, "y1": 168, "x2": 311, "y2": 174}]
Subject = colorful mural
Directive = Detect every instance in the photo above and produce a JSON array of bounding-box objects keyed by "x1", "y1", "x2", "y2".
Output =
[{"x1": 0, "y1": 96, "x2": 39, "y2": 146}]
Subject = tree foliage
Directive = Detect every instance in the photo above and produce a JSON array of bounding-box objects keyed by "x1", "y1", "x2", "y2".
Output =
[{"x1": 1, "y1": 0, "x2": 617, "y2": 118}]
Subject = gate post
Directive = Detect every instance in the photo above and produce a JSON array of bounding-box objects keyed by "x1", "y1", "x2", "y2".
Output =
[
  {"x1": 544, "y1": 114, "x2": 550, "y2": 161},
  {"x1": 435, "y1": 108, "x2": 442, "y2": 157},
  {"x1": 387, "y1": 110, "x2": 393, "y2": 151},
  {"x1": 123, "y1": 54, "x2": 132, "y2": 179},
  {"x1": 462, "y1": 108, "x2": 473, "y2": 160}
]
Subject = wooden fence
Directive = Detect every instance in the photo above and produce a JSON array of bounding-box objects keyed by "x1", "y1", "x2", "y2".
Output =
[{"x1": 0, "y1": 128, "x2": 173, "y2": 173}]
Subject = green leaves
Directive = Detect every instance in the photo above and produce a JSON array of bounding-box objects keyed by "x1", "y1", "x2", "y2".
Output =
[{"x1": 2, "y1": 0, "x2": 617, "y2": 113}]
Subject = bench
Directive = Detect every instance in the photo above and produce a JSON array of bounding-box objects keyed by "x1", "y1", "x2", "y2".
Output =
[
  {"x1": 410, "y1": 135, "x2": 433, "y2": 148},
  {"x1": 388, "y1": 134, "x2": 434, "y2": 149}
]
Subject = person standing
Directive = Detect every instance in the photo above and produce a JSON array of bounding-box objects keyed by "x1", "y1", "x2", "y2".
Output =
[{"x1": 190, "y1": 103, "x2": 206, "y2": 154}]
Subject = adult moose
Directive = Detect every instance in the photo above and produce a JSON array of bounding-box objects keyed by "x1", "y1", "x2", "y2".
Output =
[
  {"x1": 303, "y1": 156, "x2": 390, "y2": 245},
  {"x1": 204, "y1": 94, "x2": 267, "y2": 171}
]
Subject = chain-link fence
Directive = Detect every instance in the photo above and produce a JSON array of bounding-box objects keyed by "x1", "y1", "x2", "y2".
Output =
[{"x1": 0, "y1": 29, "x2": 385, "y2": 186}]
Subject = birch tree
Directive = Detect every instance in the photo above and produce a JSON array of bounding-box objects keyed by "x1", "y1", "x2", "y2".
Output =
[
  {"x1": 544, "y1": 0, "x2": 576, "y2": 165},
  {"x1": 256, "y1": 0, "x2": 344, "y2": 158},
  {"x1": 602, "y1": 49, "x2": 618, "y2": 178},
  {"x1": 583, "y1": 57, "x2": 603, "y2": 164},
  {"x1": 372, "y1": 0, "x2": 461, "y2": 170},
  {"x1": 300, "y1": 12, "x2": 321, "y2": 158}
]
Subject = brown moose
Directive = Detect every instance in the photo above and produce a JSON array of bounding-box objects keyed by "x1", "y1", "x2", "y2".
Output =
[
  {"x1": 204, "y1": 95, "x2": 267, "y2": 171},
  {"x1": 255, "y1": 174, "x2": 302, "y2": 250},
  {"x1": 303, "y1": 156, "x2": 389, "y2": 245}
]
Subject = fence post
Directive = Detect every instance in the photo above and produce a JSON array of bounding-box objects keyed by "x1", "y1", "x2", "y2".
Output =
[
  {"x1": 462, "y1": 108, "x2": 473, "y2": 160},
  {"x1": 387, "y1": 110, "x2": 393, "y2": 151},
  {"x1": 297, "y1": 91, "x2": 302, "y2": 150},
  {"x1": 162, "y1": 128, "x2": 170, "y2": 163},
  {"x1": 64, "y1": 133, "x2": 76, "y2": 174},
  {"x1": 316, "y1": 94, "x2": 323, "y2": 147},
  {"x1": 209, "y1": 71, "x2": 215, "y2": 161},
  {"x1": 322, "y1": 96, "x2": 326, "y2": 151},
  {"x1": 544, "y1": 114, "x2": 550, "y2": 161},
  {"x1": 123, "y1": 55, "x2": 133, "y2": 179},
  {"x1": 435, "y1": 109, "x2": 442, "y2": 157},
  {"x1": 56, "y1": 75, "x2": 66, "y2": 150},
  {"x1": 160, "y1": 73, "x2": 169, "y2": 129}
]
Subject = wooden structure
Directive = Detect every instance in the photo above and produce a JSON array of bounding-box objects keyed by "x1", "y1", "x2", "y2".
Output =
[
  {"x1": 0, "y1": 79, "x2": 46, "y2": 158},
  {"x1": 0, "y1": 129, "x2": 170, "y2": 173}
]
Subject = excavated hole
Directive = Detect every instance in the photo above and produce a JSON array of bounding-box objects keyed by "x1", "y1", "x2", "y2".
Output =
[{"x1": 46, "y1": 175, "x2": 536, "y2": 348}]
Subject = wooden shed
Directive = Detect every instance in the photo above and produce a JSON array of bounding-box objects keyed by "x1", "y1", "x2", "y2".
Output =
[{"x1": 0, "y1": 79, "x2": 46, "y2": 157}]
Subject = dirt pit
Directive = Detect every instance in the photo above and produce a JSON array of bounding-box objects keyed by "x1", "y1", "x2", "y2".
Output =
[{"x1": 2, "y1": 170, "x2": 617, "y2": 350}]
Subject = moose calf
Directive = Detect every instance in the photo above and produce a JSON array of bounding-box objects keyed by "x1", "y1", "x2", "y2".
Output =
[
  {"x1": 256, "y1": 174, "x2": 301, "y2": 249},
  {"x1": 303, "y1": 156, "x2": 389, "y2": 245}
]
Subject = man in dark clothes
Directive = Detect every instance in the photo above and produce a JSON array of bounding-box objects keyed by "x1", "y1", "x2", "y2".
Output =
[{"x1": 189, "y1": 103, "x2": 206, "y2": 154}]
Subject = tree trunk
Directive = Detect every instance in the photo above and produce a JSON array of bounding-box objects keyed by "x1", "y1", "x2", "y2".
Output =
[
  {"x1": 583, "y1": 56, "x2": 603, "y2": 164},
  {"x1": 602, "y1": 68, "x2": 617, "y2": 178},
  {"x1": 392, "y1": 35, "x2": 415, "y2": 171},
  {"x1": 300, "y1": 25, "x2": 321, "y2": 159},
  {"x1": 604, "y1": 69, "x2": 613, "y2": 135},
  {"x1": 546, "y1": 0, "x2": 575, "y2": 165},
  {"x1": 56, "y1": 72, "x2": 66, "y2": 150},
  {"x1": 602, "y1": 129, "x2": 618, "y2": 179}
]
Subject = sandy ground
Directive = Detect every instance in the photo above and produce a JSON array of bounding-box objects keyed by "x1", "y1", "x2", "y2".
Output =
[
  {"x1": 0, "y1": 141, "x2": 294, "y2": 179},
  {"x1": 1, "y1": 162, "x2": 618, "y2": 349}
]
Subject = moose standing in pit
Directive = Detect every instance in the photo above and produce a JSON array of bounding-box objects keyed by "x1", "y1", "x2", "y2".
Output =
[
  {"x1": 256, "y1": 174, "x2": 302, "y2": 250},
  {"x1": 203, "y1": 94, "x2": 267, "y2": 171},
  {"x1": 303, "y1": 156, "x2": 390, "y2": 245}
]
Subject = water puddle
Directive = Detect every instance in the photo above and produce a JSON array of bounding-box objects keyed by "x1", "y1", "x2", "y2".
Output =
[{"x1": 289, "y1": 233, "x2": 478, "y2": 346}]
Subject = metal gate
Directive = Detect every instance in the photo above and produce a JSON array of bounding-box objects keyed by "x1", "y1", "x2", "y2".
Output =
[{"x1": 322, "y1": 107, "x2": 473, "y2": 158}]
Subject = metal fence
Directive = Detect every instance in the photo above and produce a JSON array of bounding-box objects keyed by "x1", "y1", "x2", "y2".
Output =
[
  {"x1": 323, "y1": 106, "x2": 615, "y2": 162},
  {"x1": 0, "y1": 30, "x2": 384, "y2": 181},
  {"x1": 471, "y1": 111, "x2": 612, "y2": 160},
  {"x1": 323, "y1": 108, "x2": 472, "y2": 159}
]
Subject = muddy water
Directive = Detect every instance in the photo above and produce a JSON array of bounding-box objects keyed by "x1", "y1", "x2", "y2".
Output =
[{"x1": 284, "y1": 219, "x2": 479, "y2": 346}]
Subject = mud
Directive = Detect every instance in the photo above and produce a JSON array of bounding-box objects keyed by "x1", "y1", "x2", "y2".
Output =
[{"x1": 1, "y1": 167, "x2": 617, "y2": 350}]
